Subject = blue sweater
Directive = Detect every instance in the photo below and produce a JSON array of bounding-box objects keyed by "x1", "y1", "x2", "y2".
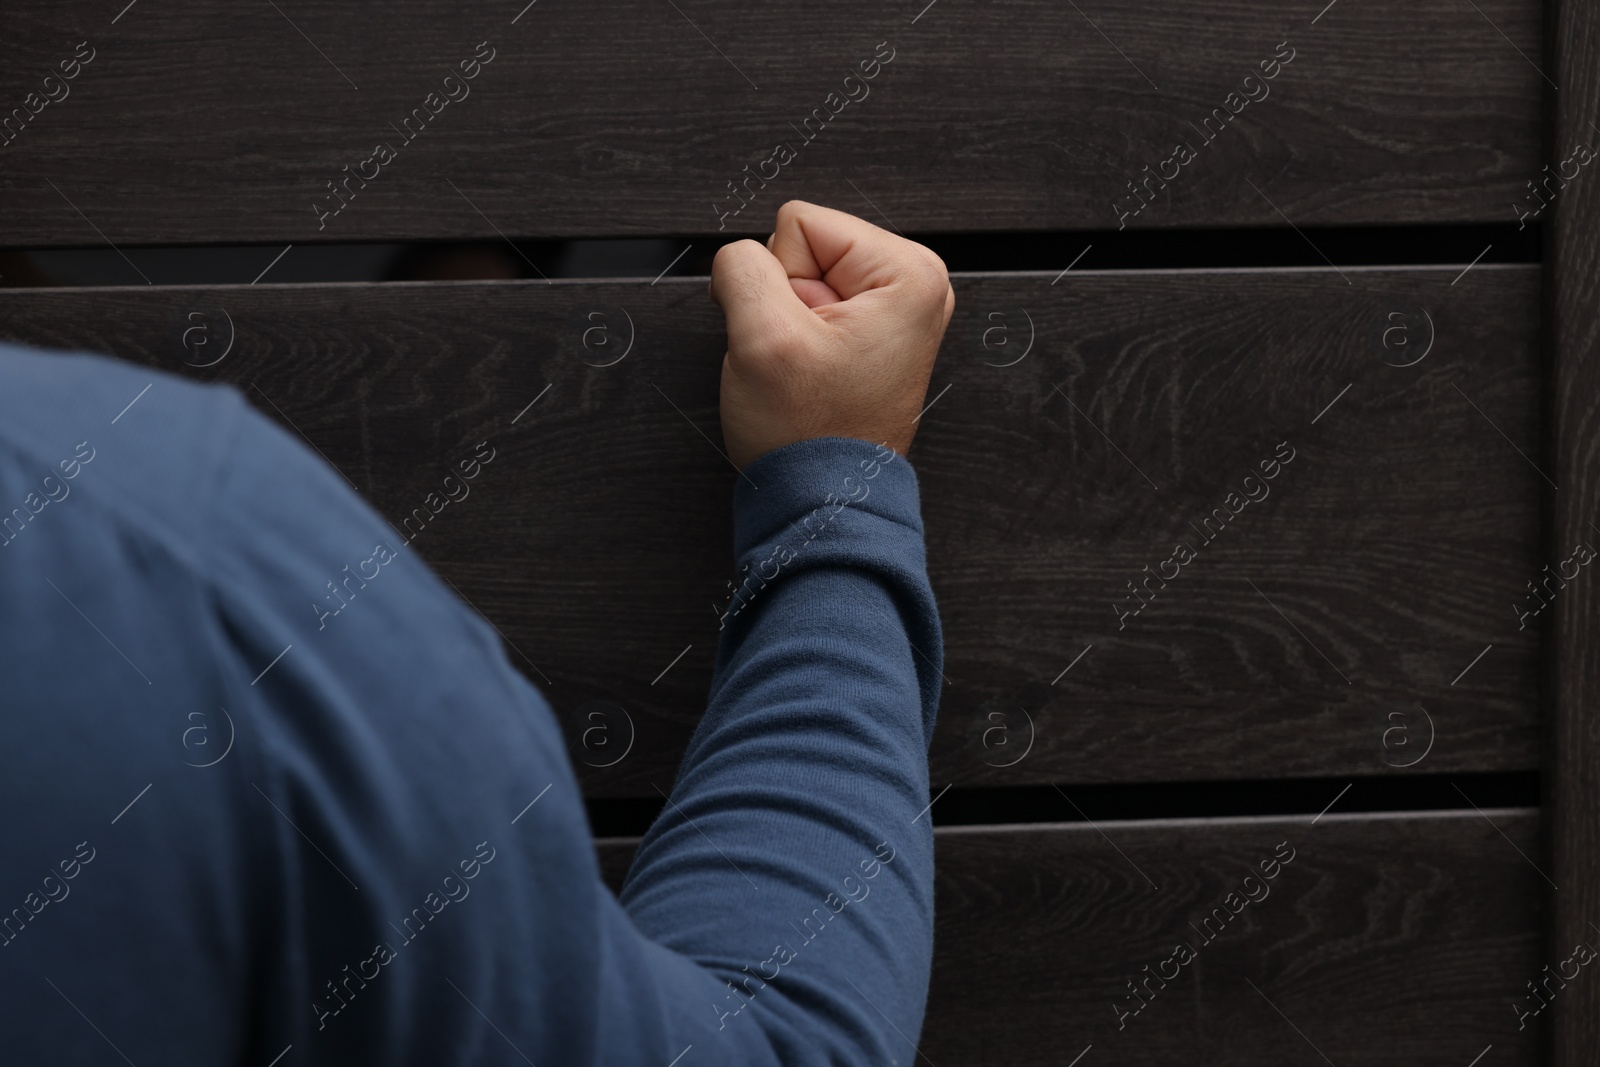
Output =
[{"x1": 0, "y1": 343, "x2": 944, "y2": 1066}]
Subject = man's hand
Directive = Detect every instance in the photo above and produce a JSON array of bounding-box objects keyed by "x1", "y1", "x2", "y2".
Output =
[{"x1": 709, "y1": 200, "x2": 955, "y2": 471}]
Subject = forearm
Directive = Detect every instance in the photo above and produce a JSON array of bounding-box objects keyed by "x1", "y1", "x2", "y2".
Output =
[{"x1": 617, "y1": 436, "x2": 944, "y2": 1064}]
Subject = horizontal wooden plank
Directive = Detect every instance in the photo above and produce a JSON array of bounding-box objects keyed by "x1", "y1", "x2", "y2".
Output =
[
  {"x1": 596, "y1": 809, "x2": 1542, "y2": 1064},
  {"x1": 0, "y1": 0, "x2": 1540, "y2": 245},
  {"x1": 0, "y1": 266, "x2": 1541, "y2": 793}
]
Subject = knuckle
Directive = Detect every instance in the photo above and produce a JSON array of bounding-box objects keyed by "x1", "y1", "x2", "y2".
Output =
[
  {"x1": 918, "y1": 244, "x2": 950, "y2": 279},
  {"x1": 710, "y1": 243, "x2": 739, "y2": 279},
  {"x1": 904, "y1": 250, "x2": 949, "y2": 304},
  {"x1": 712, "y1": 239, "x2": 758, "y2": 273}
]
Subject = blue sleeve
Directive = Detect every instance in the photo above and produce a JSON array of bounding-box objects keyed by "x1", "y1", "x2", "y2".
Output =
[
  {"x1": 0, "y1": 345, "x2": 942, "y2": 1067},
  {"x1": 612, "y1": 436, "x2": 945, "y2": 1063}
]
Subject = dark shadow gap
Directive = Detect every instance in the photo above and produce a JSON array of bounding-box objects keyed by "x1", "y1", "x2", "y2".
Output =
[
  {"x1": 0, "y1": 222, "x2": 1540, "y2": 288},
  {"x1": 585, "y1": 769, "x2": 1540, "y2": 838}
]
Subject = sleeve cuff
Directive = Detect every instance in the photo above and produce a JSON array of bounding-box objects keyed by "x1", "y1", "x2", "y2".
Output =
[
  {"x1": 716, "y1": 435, "x2": 944, "y2": 746},
  {"x1": 730, "y1": 436, "x2": 924, "y2": 560}
]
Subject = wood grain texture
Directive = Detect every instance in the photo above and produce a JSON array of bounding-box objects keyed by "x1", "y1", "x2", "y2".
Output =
[
  {"x1": 0, "y1": 0, "x2": 1540, "y2": 245},
  {"x1": 1546, "y1": 0, "x2": 1600, "y2": 1059},
  {"x1": 595, "y1": 809, "x2": 1542, "y2": 1064},
  {"x1": 0, "y1": 267, "x2": 1541, "y2": 794}
]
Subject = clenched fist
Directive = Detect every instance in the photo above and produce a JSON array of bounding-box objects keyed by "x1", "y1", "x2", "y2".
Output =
[{"x1": 709, "y1": 200, "x2": 955, "y2": 471}]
